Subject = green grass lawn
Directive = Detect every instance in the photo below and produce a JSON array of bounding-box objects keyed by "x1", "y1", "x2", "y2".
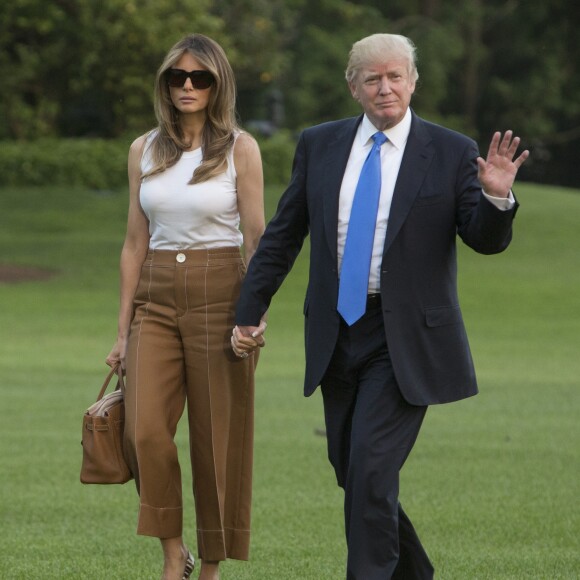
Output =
[{"x1": 0, "y1": 182, "x2": 578, "y2": 579}]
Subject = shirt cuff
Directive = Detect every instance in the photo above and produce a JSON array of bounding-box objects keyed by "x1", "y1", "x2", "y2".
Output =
[{"x1": 482, "y1": 190, "x2": 515, "y2": 211}]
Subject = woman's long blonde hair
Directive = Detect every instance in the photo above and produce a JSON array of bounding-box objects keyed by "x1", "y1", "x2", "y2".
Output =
[{"x1": 143, "y1": 34, "x2": 239, "y2": 184}]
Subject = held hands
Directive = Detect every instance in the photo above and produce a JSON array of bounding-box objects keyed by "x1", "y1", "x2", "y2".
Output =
[
  {"x1": 231, "y1": 320, "x2": 267, "y2": 359},
  {"x1": 477, "y1": 130, "x2": 530, "y2": 198}
]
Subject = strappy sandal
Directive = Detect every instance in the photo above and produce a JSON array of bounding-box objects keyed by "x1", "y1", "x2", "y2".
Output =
[{"x1": 182, "y1": 551, "x2": 195, "y2": 580}]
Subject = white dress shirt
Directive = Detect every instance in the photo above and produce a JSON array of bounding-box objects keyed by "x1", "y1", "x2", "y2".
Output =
[{"x1": 337, "y1": 109, "x2": 515, "y2": 293}]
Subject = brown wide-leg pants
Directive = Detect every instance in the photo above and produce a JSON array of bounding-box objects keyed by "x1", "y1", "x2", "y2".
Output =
[{"x1": 124, "y1": 247, "x2": 255, "y2": 561}]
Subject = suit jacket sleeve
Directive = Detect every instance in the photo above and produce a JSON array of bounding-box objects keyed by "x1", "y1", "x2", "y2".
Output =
[{"x1": 235, "y1": 132, "x2": 310, "y2": 326}]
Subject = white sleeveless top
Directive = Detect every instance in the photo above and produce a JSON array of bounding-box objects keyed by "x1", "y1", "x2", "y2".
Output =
[{"x1": 139, "y1": 132, "x2": 243, "y2": 250}]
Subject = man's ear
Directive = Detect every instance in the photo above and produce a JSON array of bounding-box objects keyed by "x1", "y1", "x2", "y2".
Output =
[{"x1": 349, "y1": 81, "x2": 359, "y2": 101}]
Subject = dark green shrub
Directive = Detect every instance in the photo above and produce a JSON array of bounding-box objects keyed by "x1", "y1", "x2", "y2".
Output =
[
  {"x1": 0, "y1": 138, "x2": 131, "y2": 190},
  {"x1": 254, "y1": 130, "x2": 297, "y2": 186},
  {"x1": 0, "y1": 132, "x2": 297, "y2": 190}
]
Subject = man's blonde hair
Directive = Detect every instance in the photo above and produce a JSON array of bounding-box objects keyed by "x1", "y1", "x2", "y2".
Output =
[{"x1": 345, "y1": 33, "x2": 419, "y2": 84}]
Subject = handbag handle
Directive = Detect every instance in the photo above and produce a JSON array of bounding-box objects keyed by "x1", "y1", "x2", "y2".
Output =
[{"x1": 96, "y1": 364, "x2": 126, "y2": 402}]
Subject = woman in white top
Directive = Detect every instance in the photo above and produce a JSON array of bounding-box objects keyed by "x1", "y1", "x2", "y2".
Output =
[{"x1": 106, "y1": 34, "x2": 265, "y2": 580}]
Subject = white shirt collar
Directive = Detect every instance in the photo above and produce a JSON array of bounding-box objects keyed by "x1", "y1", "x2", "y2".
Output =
[{"x1": 359, "y1": 107, "x2": 412, "y2": 150}]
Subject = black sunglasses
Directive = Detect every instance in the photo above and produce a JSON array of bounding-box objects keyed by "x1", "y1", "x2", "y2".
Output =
[{"x1": 166, "y1": 69, "x2": 215, "y2": 89}]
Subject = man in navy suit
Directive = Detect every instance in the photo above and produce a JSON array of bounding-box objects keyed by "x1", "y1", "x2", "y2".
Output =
[{"x1": 231, "y1": 33, "x2": 529, "y2": 579}]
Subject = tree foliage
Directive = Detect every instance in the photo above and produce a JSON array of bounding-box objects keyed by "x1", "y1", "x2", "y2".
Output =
[
  {"x1": 0, "y1": 0, "x2": 578, "y2": 186},
  {"x1": 0, "y1": 0, "x2": 222, "y2": 139}
]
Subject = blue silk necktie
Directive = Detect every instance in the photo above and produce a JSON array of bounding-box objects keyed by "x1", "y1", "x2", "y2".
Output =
[{"x1": 337, "y1": 131, "x2": 387, "y2": 325}]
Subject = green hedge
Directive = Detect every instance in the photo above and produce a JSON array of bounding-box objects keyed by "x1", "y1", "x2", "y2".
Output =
[
  {"x1": 254, "y1": 129, "x2": 296, "y2": 187},
  {"x1": 0, "y1": 131, "x2": 297, "y2": 190},
  {"x1": 0, "y1": 138, "x2": 131, "y2": 190}
]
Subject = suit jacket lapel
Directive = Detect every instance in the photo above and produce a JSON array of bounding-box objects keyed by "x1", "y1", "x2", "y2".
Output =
[
  {"x1": 322, "y1": 116, "x2": 362, "y2": 264},
  {"x1": 383, "y1": 113, "x2": 434, "y2": 256}
]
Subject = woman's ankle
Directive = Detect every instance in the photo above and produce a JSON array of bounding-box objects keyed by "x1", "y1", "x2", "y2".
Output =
[{"x1": 199, "y1": 560, "x2": 220, "y2": 580}]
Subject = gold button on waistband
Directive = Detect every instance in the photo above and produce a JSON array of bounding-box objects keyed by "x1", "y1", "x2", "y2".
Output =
[{"x1": 176, "y1": 253, "x2": 186, "y2": 263}]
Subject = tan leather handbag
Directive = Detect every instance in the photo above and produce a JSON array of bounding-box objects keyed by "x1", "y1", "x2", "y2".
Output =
[{"x1": 80, "y1": 365, "x2": 132, "y2": 484}]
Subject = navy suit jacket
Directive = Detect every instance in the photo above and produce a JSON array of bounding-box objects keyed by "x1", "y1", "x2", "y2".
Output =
[{"x1": 236, "y1": 111, "x2": 519, "y2": 405}]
